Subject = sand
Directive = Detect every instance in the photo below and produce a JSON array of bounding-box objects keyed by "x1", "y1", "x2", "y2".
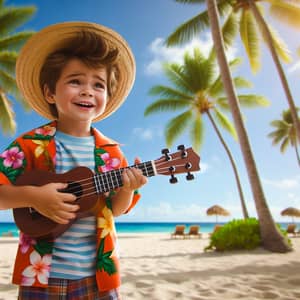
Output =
[{"x1": 0, "y1": 233, "x2": 300, "y2": 300}]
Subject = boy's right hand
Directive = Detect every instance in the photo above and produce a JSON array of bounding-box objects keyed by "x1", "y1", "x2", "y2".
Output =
[{"x1": 30, "y1": 182, "x2": 79, "y2": 224}]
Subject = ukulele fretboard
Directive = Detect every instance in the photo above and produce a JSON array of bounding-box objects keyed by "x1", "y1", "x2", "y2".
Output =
[{"x1": 93, "y1": 161, "x2": 156, "y2": 194}]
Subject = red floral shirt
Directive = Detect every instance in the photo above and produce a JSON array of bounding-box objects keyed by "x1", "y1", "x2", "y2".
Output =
[{"x1": 0, "y1": 121, "x2": 140, "y2": 291}]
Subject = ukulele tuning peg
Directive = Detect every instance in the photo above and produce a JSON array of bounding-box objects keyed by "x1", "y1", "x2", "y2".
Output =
[
  {"x1": 169, "y1": 174, "x2": 178, "y2": 184},
  {"x1": 162, "y1": 148, "x2": 172, "y2": 161},
  {"x1": 178, "y1": 144, "x2": 187, "y2": 158},
  {"x1": 186, "y1": 172, "x2": 194, "y2": 181},
  {"x1": 161, "y1": 148, "x2": 169, "y2": 154}
]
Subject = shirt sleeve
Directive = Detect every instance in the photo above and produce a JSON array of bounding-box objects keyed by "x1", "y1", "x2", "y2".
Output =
[{"x1": 0, "y1": 140, "x2": 27, "y2": 185}]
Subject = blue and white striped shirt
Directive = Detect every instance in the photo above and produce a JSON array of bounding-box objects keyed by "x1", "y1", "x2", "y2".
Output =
[{"x1": 50, "y1": 131, "x2": 97, "y2": 279}]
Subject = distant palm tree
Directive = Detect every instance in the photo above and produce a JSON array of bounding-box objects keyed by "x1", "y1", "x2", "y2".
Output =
[
  {"x1": 0, "y1": 1, "x2": 36, "y2": 135},
  {"x1": 166, "y1": 0, "x2": 300, "y2": 150},
  {"x1": 268, "y1": 108, "x2": 300, "y2": 167},
  {"x1": 145, "y1": 47, "x2": 270, "y2": 219}
]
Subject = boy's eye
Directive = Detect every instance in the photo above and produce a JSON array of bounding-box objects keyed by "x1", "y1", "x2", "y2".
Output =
[
  {"x1": 69, "y1": 79, "x2": 80, "y2": 85},
  {"x1": 95, "y1": 82, "x2": 105, "y2": 89}
]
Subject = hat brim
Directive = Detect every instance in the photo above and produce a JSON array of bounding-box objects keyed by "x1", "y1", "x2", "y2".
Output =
[{"x1": 16, "y1": 21, "x2": 136, "y2": 122}]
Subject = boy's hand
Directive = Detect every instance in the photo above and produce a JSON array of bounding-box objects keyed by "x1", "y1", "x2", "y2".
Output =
[
  {"x1": 31, "y1": 182, "x2": 79, "y2": 224},
  {"x1": 121, "y1": 158, "x2": 148, "y2": 192}
]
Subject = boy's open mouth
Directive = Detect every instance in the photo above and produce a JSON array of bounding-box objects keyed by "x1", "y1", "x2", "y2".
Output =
[{"x1": 75, "y1": 102, "x2": 95, "y2": 108}]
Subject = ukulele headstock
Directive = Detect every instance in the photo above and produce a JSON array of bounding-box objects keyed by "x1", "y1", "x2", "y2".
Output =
[{"x1": 154, "y1": 145, "x2": 200, "y2": 183}]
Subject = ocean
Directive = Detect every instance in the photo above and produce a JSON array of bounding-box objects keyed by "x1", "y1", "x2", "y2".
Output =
[{"x1": 0, "y1": 221, "x2": 295, "y2": 237}]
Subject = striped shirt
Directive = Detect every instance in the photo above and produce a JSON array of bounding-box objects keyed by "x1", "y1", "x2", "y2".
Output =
[{"x1": 50, "y1": 131, "x2": 97, "y2": 280}]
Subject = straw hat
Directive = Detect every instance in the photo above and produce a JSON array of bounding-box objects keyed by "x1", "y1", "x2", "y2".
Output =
[{"x1": 16, "y1": 21, "x2": 136, "y2": 122}]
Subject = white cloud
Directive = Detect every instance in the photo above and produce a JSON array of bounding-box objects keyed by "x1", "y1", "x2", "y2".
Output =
[
  {"x1": 288, "y1": 60, "x2": 300, "y2": 74},
  {"x1": 145, "y1": 34, "x2": 239, "y2": 76},
  {"x1": 132, "y1": 126, "x2": 163, "y2": 141},
  {"x1": 263, "y1": 176, "x2": 300, "y2": 189}
]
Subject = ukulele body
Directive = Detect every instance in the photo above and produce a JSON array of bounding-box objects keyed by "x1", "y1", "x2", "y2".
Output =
[{"x1": 13, "y1": 167, "x2": 98, "y2": 240}]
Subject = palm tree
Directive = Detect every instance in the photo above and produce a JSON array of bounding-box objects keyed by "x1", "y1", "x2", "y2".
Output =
[
  {"x1": 166, "y1": 0, "x2": 300, "y2": 149},
  {"x1": 268, "y1": 108, "x2": 300, "y2": 167},
  {"x1": 205, "y1": 0, "x2": 291, "y2": 252},
  {"x1": 145, "y1": 47, "x2": 270, "y2": 219},
  {"x1": 0, "y1": 0, "x2": 36, "y2": 135}
]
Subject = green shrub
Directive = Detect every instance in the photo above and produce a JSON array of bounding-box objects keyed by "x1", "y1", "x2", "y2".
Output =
[{"x1": 205, "y1": 218, "x2": 261, "y2": 252}]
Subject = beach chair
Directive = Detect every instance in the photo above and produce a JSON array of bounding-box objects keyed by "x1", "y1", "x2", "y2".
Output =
[
  {"x1": 209, "y1": 224, "x2": 223, "y2": 237},
  {"x1": 286, "y1": 224, "x2": 297, "y2": 237},
  {"x1": 185, "y1": 225, "x2": 202, "y2": 239},
  {"x1": 171, "y1": 225, "x2": 186, "y2": 239}
]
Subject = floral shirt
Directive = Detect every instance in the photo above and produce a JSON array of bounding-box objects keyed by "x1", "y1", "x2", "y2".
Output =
[{"x1": 0, "y1": 121, "x2": 140, "y2": 291}]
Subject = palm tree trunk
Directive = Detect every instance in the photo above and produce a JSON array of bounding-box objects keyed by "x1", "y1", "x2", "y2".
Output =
[
  {"x1": 206, "y1": 0, "x2": 291, "y2": 252},
  {"x1": 295, "y1": 145, "x2": 300, "y2": 167},
  {"x1": 249, "y1": 0, "x2": 300, "y2": 144},
  {"x1": 206, "y1": 110, "x2": 249, "y2": 219}
]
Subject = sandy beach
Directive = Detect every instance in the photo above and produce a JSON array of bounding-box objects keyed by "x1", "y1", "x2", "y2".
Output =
[{"x1": 1, "y1": 233, "x2": 300, "y2": 300}]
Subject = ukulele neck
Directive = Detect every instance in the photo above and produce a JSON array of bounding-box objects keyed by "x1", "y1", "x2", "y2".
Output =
[{"x1": 93, "y1": 161, "x2": 156, "y2": 194}]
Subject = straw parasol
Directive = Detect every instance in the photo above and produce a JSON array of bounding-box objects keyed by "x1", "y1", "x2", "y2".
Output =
[
  {"x1": 281, "y1": 207, "x2": 300, "y2": 223},
  {"x1": 206, "y1": 205, "x2": 230, "y2": 224}
]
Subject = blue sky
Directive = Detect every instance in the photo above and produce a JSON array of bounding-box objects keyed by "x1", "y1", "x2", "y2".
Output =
[{"x1": 1, "y1": 0, "x2": 300, "y2": 223}]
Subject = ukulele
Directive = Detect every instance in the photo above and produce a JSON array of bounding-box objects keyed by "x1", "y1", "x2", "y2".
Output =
[{"x1": 13, "y1": 145, "x2": 200, "y2": 240}]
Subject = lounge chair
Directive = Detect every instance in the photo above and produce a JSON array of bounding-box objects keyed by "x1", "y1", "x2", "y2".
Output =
[
  {"x1": 185, "y1": 225, "x2": 202, "y2": 239},
  {"x1": 171, "y1": 225, "x2": 186, "y2": 239},
  {"x1": 286, "y1": 224, "x2": 297, "y2": 237},
  {"x1": 209, "y1": 224, "x2": 223, "y2": 237}
]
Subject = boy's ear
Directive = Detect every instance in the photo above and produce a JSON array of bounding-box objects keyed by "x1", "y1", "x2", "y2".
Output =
[{"x1": 43, "y1": 85, "x2": 55, "y2": 104}]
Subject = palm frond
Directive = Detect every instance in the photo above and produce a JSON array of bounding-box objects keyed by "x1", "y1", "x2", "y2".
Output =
[
  {"x1": 0, "y1": 31, "x2": 35, "y2": 50},
  {"x1": 240, "y1": 9, "x2": 261, "y2": 73},
  {"x1": 183, "y1": 48, "x2": 215, "y2": 91},
  {"x1": 0, "y1": 92, "x2": 16, "y2": 135},
  {"x1": 166, "y1": 0, "x2": 232, "y2": 46},
  {"x1": 189, "y1": 115, "x2": 204, "y2": 151},
  {"x1": 0, "y1": 6, "x2": 36, "y2": 36},
  {"x1": 237, "y1": 95, "x2": 270, "y2": 107},
  {"x1": 259, "y1": 22, "x2": 292, "y2": 63},
  {"x1": 163, "y1": 63, "x2": 194, "y2": 93},
  {"x1": 0, "y1": 69, "x2": 30, "y2": 109},
  {"x1": 149, "y1": 85, "x2": 193, "y2": 99},
  {"x1": 209, "y1": 77, "x2": 224, "y2": 98},
  {"x1": 269, "y1": 1, "x2": 300, "y2": 27},
  {"x1": 233, "y1": 77, "x2": 253, "y2": 89},
  {"x1": 144, "y1": 99, "x2": 191, "y2": 116},
  {"x1": 0, "y1": 51, "x2": 17, "y2": 74},
  {"x1": 280, "y1": 137, "x2": 290, "y2": 153},
  {"x1": 213, "y1": 108, "x2": 238, "y2": 140},
  {"x1": 175, "y1": 0, "x2": 205, "y2": 3},
  {"x1": 222, "y1": 11, "x2": 239, "y2": 49},
  {"x1": 165, "y1": 110, "x2": 193, "y2": 147},
  {"x1": 0, "y1": 69, "x2": 17, "y2": 93}
]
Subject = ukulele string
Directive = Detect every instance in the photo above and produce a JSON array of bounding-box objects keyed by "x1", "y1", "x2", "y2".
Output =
[{"x1": 62, "y1": 156, "x2": 189, "y2": 197}]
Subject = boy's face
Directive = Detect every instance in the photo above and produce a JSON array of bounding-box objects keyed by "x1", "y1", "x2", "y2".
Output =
[{"x1": 44, "y1": 58, "x2": 108, "y2": 128}]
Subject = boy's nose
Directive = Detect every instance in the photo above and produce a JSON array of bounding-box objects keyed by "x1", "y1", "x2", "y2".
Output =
[{"x1": 79, "y1": 89, "x2": 93, "y2": 97}]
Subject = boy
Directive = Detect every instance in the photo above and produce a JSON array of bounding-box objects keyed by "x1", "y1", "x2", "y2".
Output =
[{"x1": 0, "y1": 21, "x2": 147, "y2": 299}]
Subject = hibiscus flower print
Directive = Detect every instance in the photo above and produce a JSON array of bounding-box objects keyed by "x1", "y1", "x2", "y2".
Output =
[
  {"x1": 35, "y1": 125, "x2": 56, "y2": 137},
  {"x1": 98, "y1": 153, "x2": 120, "y2": 173},
  {"x1": 19, "y1": 233, "x2": 36, "y2": 254},
  {"x1": 97, "y1": 206, "x2": 115, "y2": 238},
  {"x1": 21, "y1": 251, "x2": 51, "y2": 286},
  {"x1": 0, "y1": 146, "x2": 24, "y2": 169}
]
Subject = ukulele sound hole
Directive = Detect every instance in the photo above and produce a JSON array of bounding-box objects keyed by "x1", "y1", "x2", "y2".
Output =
[{"x1": 62, "y1": 181, "x2": 83, "y2": 203}]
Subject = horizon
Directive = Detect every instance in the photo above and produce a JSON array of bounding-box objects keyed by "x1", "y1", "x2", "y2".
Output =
[{"x1": 0, "y1": 0, "x2": 299, "y2": 224}]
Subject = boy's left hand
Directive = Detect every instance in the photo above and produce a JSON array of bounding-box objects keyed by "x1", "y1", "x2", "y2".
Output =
[{"x1": 121, "y1": 158, "x2": 148, "y2": 192}]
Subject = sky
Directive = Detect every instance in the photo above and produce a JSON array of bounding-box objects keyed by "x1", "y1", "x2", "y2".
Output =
[{"x1": 0, "y1": 0, "x2": 300, "y2": 223}]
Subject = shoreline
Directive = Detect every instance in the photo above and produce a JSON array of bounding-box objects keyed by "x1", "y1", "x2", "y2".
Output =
[{"x1": 1, "y1": 233, "x2": 300, "y2": 299}]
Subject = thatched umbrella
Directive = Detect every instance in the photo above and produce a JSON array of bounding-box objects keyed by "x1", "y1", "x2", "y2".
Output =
[
  {"x1": 206, "y1": 205, "x2": 230, "y2": 224},
  {"x1": 281, "y1": 207, "x2": 300, "y2": 223}
]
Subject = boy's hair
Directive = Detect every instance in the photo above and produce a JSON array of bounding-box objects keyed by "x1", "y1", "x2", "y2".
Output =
[{"x1": 39, "y1": 31, "x2": 119, "y2": 118}]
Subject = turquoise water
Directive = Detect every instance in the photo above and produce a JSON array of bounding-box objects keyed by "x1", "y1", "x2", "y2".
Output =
[{"x1": 0, "y1": 221, "x2": 296, "y2": 237}]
